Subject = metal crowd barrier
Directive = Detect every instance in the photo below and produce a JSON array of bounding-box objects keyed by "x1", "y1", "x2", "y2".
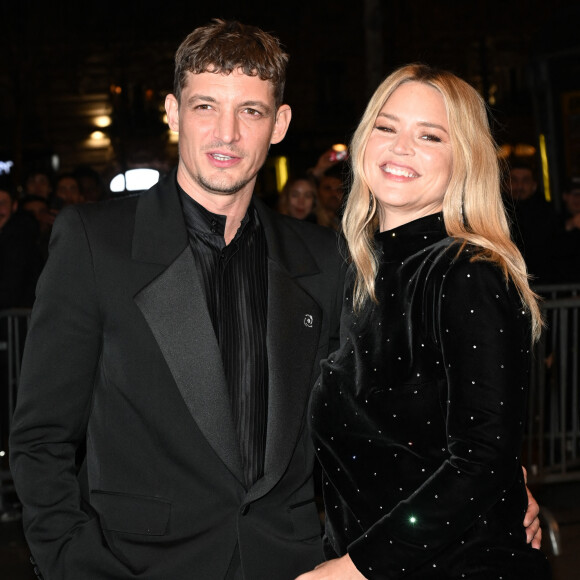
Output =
[
  {"x1": 0, "y1": 308, "x2": 32, "y2": 518},
  {"x1": 526, "y1": 285, "x2": 580, "y2": 483},
  {"x1": 524, "y1": 284, "x2": 580, "y2": 555}
]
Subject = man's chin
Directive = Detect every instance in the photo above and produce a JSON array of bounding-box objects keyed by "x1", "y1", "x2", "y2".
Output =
[{"x1": 196, "y1": 175, "x2": 253, "y2": 196}]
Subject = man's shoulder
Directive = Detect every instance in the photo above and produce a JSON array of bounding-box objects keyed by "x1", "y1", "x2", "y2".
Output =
[
  {"x1": 256, "y1": 198, "x2": 339, "y2": 245},
  {"x1": 270, "y1": 210, "x2": 343, "y2": 260},
  {"x1": 55, "y1": 191, "x2": 134, "y2": 223}
]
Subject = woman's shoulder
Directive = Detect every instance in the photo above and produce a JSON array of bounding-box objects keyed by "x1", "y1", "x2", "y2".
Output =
[{"x1": 426, "y1": 241, "x2": 510, "y2": 295}]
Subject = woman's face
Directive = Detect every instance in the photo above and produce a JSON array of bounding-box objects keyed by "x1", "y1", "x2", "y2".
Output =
[
  {"x1": 287, "y1": 179, "x2": 316, "y2": 219},
  {"x1": 363, "y1": 81, "x2": 453, "y2": 231}
]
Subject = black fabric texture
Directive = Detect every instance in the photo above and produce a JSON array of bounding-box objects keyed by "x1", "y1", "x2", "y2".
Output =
[{"x1": 310, "y1": 212, "x2": 551, "y2": 579}]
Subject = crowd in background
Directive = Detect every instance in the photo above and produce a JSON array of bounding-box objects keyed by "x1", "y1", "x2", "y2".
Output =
[
  {"x1": 0, "y1": 149, "x2": 579, "y2": 313},
  {"x1": 0, "y1": 164, "x2": 108, "y2": 310}
]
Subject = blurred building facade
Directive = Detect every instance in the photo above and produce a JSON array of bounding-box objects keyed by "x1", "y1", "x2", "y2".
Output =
[{"x1": 0, "y1": 0, "x2": 578, "y2": 199}]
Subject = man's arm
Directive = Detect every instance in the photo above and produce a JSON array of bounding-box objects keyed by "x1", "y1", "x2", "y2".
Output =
[{"x1": 9, "y1": 207, "x2": 130, "y2": 579}]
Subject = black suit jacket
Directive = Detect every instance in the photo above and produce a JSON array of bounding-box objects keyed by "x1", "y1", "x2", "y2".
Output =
[{"x1": 10, "y1": 171, "x2": 345, "y2": 580}]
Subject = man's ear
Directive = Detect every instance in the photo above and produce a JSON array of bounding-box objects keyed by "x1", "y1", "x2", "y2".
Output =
[
  {"x1": 165, "y1": 94, "x2": 179, "y2": 133},
  {"x1": 270, "y1": 105, "x2": 292, "y2": 145}
]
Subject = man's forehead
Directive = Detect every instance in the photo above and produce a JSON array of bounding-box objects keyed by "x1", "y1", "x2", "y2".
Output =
[{"x1": 185, "y1": 69, "x2": 275, "y2": 96}]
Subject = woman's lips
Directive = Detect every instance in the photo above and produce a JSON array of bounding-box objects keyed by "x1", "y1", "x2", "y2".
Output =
[{"x1": 380, "y1": 163, "x2": 419, "y2": 178}]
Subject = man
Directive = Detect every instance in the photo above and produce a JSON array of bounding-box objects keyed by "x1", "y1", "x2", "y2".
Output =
[
  {"x1": 10, "y1": 20, "x2": 344, "y2": 580},
  {"x1": 18, "y1": 194, "x2": 54, "y2": 263},
  {"x1": 315, "y1": 170, "x2": 344, "y2": 231},
  {"x1": 22, "y1": 167, "x2": 54, "y2": 200},
  {"x1": 307, "y1": 147, "x2": 346, "y2": 230},
  {"x1": 10, "y1": 19, "x2": 540, "y2": 580},
  {"x1": 0, "y1": 182, "x2": 17, "y2": 233},
  {"x1": 552, "y1": 176, "x2": 580, "y2": 282},
  {"x1": 53, "y1": 173, "x2": 84, "y2": 208},
  {"x1": 506, "y1": 161, "x2": 557, "y2": 285},
  {"x1": 0, "y1": 182, "x2": 43, "y2": 308}
]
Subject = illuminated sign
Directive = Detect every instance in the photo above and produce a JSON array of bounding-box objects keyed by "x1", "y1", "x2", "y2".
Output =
[{"x1": 0, "y1": 160, "x2": 13, "y2": 175}]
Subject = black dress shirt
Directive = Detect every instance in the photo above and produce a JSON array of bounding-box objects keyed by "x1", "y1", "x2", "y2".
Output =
[{"x1": 179, "y1": 185, "x2": 268, "y2": 487}]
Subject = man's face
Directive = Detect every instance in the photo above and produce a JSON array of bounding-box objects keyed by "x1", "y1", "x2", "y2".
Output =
[
  {"x1": 56, "y1": 176, "x2": 82, "y2": 205},
  {"x1": 509, "y1": 168, "x2": 537, "y2": 201},
  {"x1": 25, "y1": 173, "x2": 52, "y2": 199},
  {"x1": 165, "y1": 69, "x2": 291, "y2": 204},
  {"x1": 0, "y1": 190, "x2": 16, "y2": 230},
  {"x1": 21, "y1": 199, "x2": 53, "y2": 233},
  {"x1": 563, "y1": 188, "x2": 580, "y2": 216},
  {"x1": 318, "y1": 176, "x2": 344, "y2": 214}
]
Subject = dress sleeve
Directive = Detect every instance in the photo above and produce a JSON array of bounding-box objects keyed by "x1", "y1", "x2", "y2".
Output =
[{"x1": 348, "y1": 256, "x2": 532, "y2": 578}]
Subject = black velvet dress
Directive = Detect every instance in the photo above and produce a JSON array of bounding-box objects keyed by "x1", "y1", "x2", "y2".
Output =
[{"x1": 309, "y1": 213, "x2": 551, "y2": 579}]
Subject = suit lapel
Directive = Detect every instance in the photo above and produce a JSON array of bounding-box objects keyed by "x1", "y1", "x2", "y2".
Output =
[
  {"x1": 132, "y1": 173, "x2": 244, "y2": 483},
  {"x1": 246, "y1": 201, "x2": 323, "y2": 502}
]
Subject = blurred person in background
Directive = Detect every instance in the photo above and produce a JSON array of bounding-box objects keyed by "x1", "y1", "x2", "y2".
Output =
[
  {"x1": 315, "y1": 165, "x2": 346, "y2": 231},
  {"x1": 504, "y1": 161, "x2": 557, "y2": 285},
  {"x1": 18, "y1": 195, "x2": 54, "y2": 263},
  {"x1": 308, "y1": 146, "x2": 348, "y2": 231},
  {"x1": 74, "y1": 164, "x2": 109, "y2": 203},
  {"x1": 278, "y1": 173, "x2": 318, "y2": 221},
  {"x1": 0, "y1": 179, "x2": 43, "y2": 308},
  {"x1": 551, "y1": 176, "x2": 580, "y2": 283},
  {"x1": 22, "y1": 166, "x2": 54, "y2": 201},
  {"x1": 53, "y1": 172, "x2": 84, "y2": 208}
]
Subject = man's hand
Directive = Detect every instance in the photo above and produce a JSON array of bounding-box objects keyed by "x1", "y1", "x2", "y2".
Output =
[
  {"x1": 294, "y1": 555, "x2": 367, "y2": 580},
  {"x1": 523, "y1": 465, "x2": 542, "y2": 549}
]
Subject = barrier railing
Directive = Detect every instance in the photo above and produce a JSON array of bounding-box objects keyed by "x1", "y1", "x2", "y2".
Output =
[
  {"x1": 525, "y1": 291, "x2": 580, "y2": 483},
  {"x1": 524, "y1": 285, "x2": 580, "y2": 556},
  {"x1": 0, "y1": 308, "x2": 32, "y2": 518}
]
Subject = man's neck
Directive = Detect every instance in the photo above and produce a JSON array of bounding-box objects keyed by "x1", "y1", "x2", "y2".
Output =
[{"x1": 177, "y1": 173, "x2": 254, "y2": 245}]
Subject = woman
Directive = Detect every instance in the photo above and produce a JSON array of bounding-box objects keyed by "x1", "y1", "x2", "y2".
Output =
[
  {"x1": 278, "y1": 174, "x2": 318, "y2": 221},
  {"x1": 299, "y1": 65, "x2": 551, "y2": 579}
]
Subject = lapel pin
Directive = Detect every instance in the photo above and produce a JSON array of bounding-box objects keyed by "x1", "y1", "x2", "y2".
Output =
[{"x1": 304, "y1": 314, "x2": 313, "y2": 328}]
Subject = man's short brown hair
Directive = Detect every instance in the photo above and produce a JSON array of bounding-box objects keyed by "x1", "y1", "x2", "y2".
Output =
[{"x1": 173, "y1": 19, "x2": 289, "y2": 108}]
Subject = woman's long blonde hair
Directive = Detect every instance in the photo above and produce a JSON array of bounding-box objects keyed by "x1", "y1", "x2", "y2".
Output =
[{"x1": 341, "y1": 63, "x2": 542, "y2": 340}]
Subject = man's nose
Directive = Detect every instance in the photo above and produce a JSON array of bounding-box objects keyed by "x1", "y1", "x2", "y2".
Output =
[{"x1": 214, "y1": 110, "x2": 240, "y2": 143}]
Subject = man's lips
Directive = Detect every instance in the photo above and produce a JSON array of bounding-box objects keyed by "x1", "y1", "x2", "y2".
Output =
[
  {"x1": 380, "y1": 163, "x2": 420, "y2": 178},
  {"x1": 206, "y1": 151, "x2": 241, "y2": 167},
  {"x1": 210, "y1": 153, "x2": 236, "y2": 161}
]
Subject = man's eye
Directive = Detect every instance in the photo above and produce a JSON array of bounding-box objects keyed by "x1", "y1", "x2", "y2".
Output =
[
  {"x1": 244, "y1": 108, "x2": 262, "y2": 117},
  {"x1": 196, "y1": 104, "x2": 213, "y2": 110}
]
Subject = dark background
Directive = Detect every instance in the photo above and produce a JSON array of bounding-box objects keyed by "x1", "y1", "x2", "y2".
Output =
[{"x1": 1, "y1": 0, "x2": 579, "y2": 204}]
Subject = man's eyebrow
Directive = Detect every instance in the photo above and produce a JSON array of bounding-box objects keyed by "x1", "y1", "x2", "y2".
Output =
[
  {"x1": 185, "y1": 95, "x2": 273, "y2": 115},
  {"x1": 186, "y1": 94, "x2": 216, "y2": 107},
  {"x1": 377, "y1": 112, "x2": 448, "y2": 134}
]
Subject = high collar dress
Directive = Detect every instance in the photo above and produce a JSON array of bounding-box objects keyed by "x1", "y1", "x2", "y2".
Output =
[{"x1": 309, "y1": 212, "x2": 551, "y2": 579}]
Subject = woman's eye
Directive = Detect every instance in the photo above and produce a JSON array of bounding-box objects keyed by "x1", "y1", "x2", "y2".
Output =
[
  {"x1": 375, "y1": 125, "x2": 394, "y2": 133},
  {"x1": 422, "y1": 134, "x2": 442, "y2": 142}
]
